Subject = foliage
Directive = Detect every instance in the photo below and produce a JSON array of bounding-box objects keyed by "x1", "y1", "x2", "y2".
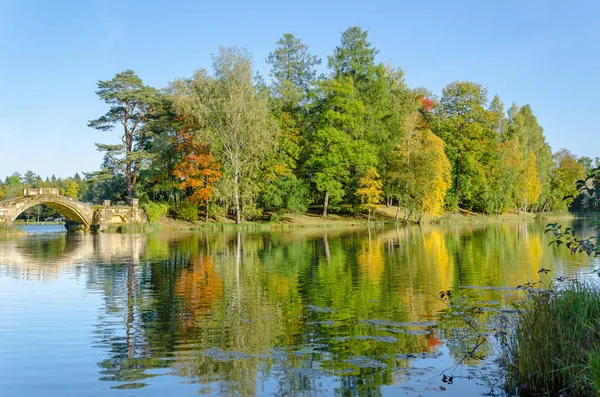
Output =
[
  {"x1": 305, "y1": 76, "x2": 370, "y2": 218},
  {"x1": 172, "y1": 124, "x2": 222, "y2": 211},
  {"x1": 266, "y1": 33, "x2": 321, "y2": 111},
  {"x1": 548, "y1": 149, "x2": 585, "y2": 211},
  {"x1": 521, "y1": 151, "x2": 541, "y2": 210},
  {"x1": 3, "y1": 26, "x2": 589, "y2": 222},
  {"x1": 174, "y1": 201, "x2": 199, "y2": 222},
  {"x1": 355, "y1": 167, "x2": 382, "y2": 220},
  {"x1": 432, "y1": 81, "x2": 494, "y2": 211},
  {"x1": 504, "y1": 166, "x2": 600, "y2": 394},
  {"x1": 142, "y1": 202, "x2": 169, "y2": 223},
  {"x1": 504, "y1": 281, "x2": 600, "y2": 396},
  {"x1": 88, "y1": 70, "x2": 164, "y2": 203},
  {"x1": 172, "y1": 46, "x2": 279, "y2": 223}
]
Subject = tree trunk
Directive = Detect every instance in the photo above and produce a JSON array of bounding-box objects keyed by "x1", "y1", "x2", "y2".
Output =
[
  {"x1": 395, "y1": 206, "x2": 400, "y2": 222},
  {"x1": 368, "y1": 208, "x2": 371, "y2": 222},
  {"x1": 126, "y1": 172, "x2": 133, "y2": 205},
  {"x1": 205, "y1": 199, "x2": 209, "y2": 222},
  {"x1": 234, "y1": 170, "x2": 241, "y2": 224},
  {"x1": 322, "y1": 191, "x2": 329, "y2": 219}
]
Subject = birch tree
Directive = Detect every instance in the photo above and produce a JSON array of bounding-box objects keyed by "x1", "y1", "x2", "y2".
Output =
[{"x1": 173, "y1": 47, "x2": 278, "y2": 223}]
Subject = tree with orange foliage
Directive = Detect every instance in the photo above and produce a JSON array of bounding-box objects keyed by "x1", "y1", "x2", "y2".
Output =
[{"x1": 173, "y1": 126, "x2": 221, "y2": 221}]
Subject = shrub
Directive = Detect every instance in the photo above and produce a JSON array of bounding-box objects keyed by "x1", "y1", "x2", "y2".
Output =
[
  {"x1": 175, "y1": 201, "x2": 198, "y2": 222},
  {"x1": 504, "y1": 281, "x2": 600, "y2": 396},
  {"x1": 142, "y1": 202, "x2": 169, "y2": 222}
]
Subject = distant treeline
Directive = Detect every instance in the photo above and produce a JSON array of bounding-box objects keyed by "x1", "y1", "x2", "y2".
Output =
[{"x1": 1, "y1": 27, "x2": 596, "y2": 223}]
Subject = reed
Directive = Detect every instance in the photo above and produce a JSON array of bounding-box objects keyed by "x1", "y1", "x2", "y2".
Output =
[{"x1": 504, "y1": 281, "x2": 600, "y2": 396}]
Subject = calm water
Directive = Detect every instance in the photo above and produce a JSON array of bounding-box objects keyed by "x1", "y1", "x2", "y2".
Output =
[{"x1": 0, "y1": 220, "x2": 598, "y2": 396}]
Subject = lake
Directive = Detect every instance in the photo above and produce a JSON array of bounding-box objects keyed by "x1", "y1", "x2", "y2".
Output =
[{"x1": 0, "y1": 219, "x2": 598, "y2": 396}]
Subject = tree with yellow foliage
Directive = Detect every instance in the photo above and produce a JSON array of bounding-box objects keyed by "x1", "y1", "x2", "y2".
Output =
[
  {"x1": 392, "y1": 130, "x2": 451, "y2": 223},
  {"x1": 421, "y1": 131, "x2": 452, "y2": 216},
  {"x1": 60, "y1": 178, "x2": 79, "y2": 199},
  {"x1": 356, "y1": 167, "x2": 383, "y2": 221},
  {"x1": 521, "y1": 150, "x2": 541, "y2": 212}
]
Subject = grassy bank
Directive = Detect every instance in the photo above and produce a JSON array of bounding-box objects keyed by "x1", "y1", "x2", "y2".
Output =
[
  {"x1": 102, "y1": 207, "x2": 581, "y2": 233},
  {"x1": 503, "y1": 281, "x2": 600, "y2": 396}
]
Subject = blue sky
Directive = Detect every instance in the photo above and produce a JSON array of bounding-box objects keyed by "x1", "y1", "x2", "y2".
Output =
[{"x1": 1, "y1": 0, "x2": 598, "y2": 180}]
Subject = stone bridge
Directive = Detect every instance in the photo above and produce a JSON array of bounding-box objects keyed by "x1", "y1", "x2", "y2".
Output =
[{"x1": 0, "y1": 188, "x2": 147, "y2": 232}]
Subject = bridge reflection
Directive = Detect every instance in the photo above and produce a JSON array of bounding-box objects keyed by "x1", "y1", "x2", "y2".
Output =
[{"x1": 0, "y1": 234, "x2": 146, "y2": 280}]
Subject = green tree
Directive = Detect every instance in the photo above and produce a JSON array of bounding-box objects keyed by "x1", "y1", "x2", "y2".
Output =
[
  {"x1": 23, "y1": 170, "x2": 37, "y2": 187},
  {"x1": 4, "y1": 173, "x2": 22, "y2": 198},
  {"x1": 88, "y1": 70, "x2": 164, "y2": 204},
  {"x1": 488, "y1": 94, "x2": 507, "y2": 136},
  {"x1": 266, "y1": 33, "x2": 321, "y2": 112},
  {"x1": 173, "y1": 47, "x2": 279, "y2": 223},
  {"x1": 328, "y1": 26, "x2": 378, "y2": 91},
  {"x1": 432, "y1": 81, "x2": 494, "y2": 211},
  {"x1": 548, "y1": 149, "x2": 585, "y2": 210},
  {"x1": 305, "y1": 77, "x2": 367, "y2": 218},
  {"x1": 577, "y1": 156, "x2": 593, "y2": 175},
  {"x1": 264, "y1": 34, "x2": 320, "y2": 213},
  {"x1": 60, "y1": 178, "x2": 79, "y2": 199}
]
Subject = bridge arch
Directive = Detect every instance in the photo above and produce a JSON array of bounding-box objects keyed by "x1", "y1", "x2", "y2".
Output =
[{"x1": 0, "y1": 190, "x2": 93, "y2": 230}]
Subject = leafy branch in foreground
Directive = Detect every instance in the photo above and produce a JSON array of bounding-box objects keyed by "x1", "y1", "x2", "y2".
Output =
[{"x1": 546, "y1": 166, "x2": 600, "y2": 255}]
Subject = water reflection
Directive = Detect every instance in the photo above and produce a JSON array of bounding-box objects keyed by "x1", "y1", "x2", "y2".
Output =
[{"x1": 0, "y1": 219, "x2": 598, "y2": 396}]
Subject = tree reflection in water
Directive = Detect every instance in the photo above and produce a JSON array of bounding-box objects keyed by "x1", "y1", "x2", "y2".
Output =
[{"x1": 2, "y1": 220, "x2": 595, "y2": 395}]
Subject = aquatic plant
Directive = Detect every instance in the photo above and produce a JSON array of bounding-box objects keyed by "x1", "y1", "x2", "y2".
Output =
[{"x1": 503, "y1": 280, "x2": 600, "y2": 396}]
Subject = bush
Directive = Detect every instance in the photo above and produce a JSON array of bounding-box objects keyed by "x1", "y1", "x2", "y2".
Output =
[
  {"x1": 142, "y1": 202, "x2": 169, "y2": 222},
  {"x1": 504, "y1": 281, "x2": 600, "y2": 396},
  {"x1": 175, "y1": 201, "x2": 198, "y2": 222}
]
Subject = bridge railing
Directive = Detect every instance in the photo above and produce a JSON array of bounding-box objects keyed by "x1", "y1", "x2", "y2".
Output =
[{"x1": 23, "y1": 188, "x2": 59, "y2": 196}]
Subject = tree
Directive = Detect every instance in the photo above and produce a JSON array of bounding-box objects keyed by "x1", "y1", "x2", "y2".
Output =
[
  {"x1": 507, "y1": 104, "x2": 552, "y2": 209},
  {"x1": 88, "y1": 70, "x2": 164, "y2": 204},
  {"x1": 0, "y1": 184, "x2": 6, "y2": 200},
  {"x1": 266, "y1": 33, "x2": 321, "y2": 112},
  {"x1": 577, "y1": 156, "x2": 593, "y2": 176},
  {"x1": 4, "y1": 173, "x2": 22, "y2": 198},
  {"x1": 356, "y1": 167, "x2": 382, "y2": 221},
  {"x1": 173, "y1": 47, "x2": 279, "y2": 223},
  {"x1": 489, "y1": 94, "x2": 507, "y2": 136},
  {"x1": 60, "y1": 178, "x2": 79, "y2": 199},
  {"x1": 305, "y1": 77, "x2": 366, "y2": 218},
  {"x1": 328, "y1": 26, "x2": 378, "y2": 91},
  {"x1": 23, "y1": 170, "x2": 37, "y2": 187},
  {"x1": 521, "y1": 151, "x2": 542, "y2": 211},
  {"x1": 265, "y1": 34, "x2": 320, "y2": 214},
  {"x1": 392, "y1": 129, "x2": 451, "y2": 222},
  {"x1": 548, "y1": 149, "x2": 585, "y2": 211},
  {"x1": 433, "y1": 81, "x2": 494, "y2": 211},
  {"x1": 172, "y1": 126, "x2": 222, "y2": 221}
]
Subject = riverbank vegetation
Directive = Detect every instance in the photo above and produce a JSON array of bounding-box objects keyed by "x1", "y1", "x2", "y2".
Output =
[
  {"x1": 502, "y1": 166, "x2": 600, "y2": 394},
  {"x1": 1, "y1": 27, "x2": 596, "y2": 224},
  {"x1": 504, "y1": 281, "x2": 600, "y2": 396}
]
